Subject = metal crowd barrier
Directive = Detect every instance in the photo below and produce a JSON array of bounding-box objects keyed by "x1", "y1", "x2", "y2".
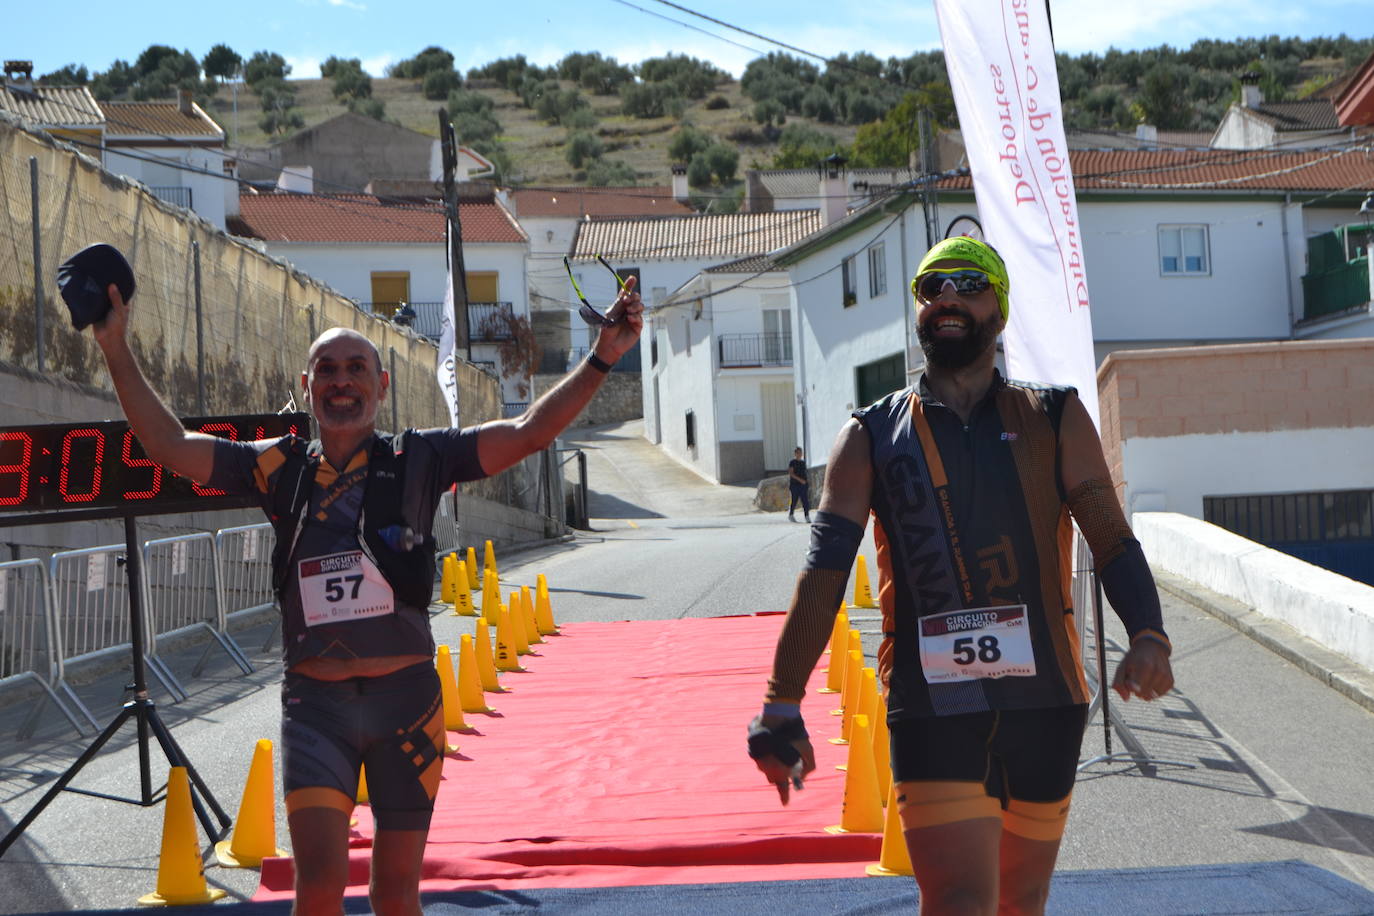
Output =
[
  {"x1": 216, "y1": 523, "x2": 278, "y2": 652},
  {"x1": 142, "y1": 533, "x2": 253, "y2": 692},
  {"x1": 0, "y1": 558, "x2": 97, "y2": 738},
  {"x1": 48, "y1": 543, "x2": 183, "y2": 702}
]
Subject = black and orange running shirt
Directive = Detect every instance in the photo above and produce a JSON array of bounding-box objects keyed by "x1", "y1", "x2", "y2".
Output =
[
  {"x1": 855, "y1": 372, "x2": 1090, "y2": 719},
  {"x1": 208, "y1": 428, "x2": 484, "y2": 668}
]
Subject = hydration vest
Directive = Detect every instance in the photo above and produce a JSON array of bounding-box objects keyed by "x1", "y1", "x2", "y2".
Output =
[{"x1": 268, "y1": 431, "x2": 438, "y2": 609}]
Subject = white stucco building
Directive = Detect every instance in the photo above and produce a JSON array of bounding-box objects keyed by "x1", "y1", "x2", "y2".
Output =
[{"x1": 233, "y1": 187, "x2": 531, "y2": 405}]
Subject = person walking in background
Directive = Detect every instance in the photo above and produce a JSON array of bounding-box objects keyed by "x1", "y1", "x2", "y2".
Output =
[{"x1": 787, "y1": 447, "x2": 810, "y2": 523}]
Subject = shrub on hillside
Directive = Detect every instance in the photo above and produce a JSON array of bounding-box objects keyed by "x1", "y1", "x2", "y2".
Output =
[
  {"x1": 390, "y1": 46, "x2": 455, "y2": 79},
  {"x1": 423, "y1": 68, "x2": 460, "y2": 101},
  {"x1": 565, "y1": 131, "x2": 605, "y2": 168},
  {"x1": 704, "y1": 94, "x2": 729, "y2": 110},
  {"x1": 586, "y1": 158, "x2": 638, "y2": 186},
  {"x1": 620, "y1": 81, "x2": 685, "y2": 119}
]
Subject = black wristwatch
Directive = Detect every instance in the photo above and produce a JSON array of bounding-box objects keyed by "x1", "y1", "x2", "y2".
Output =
[{"x1": 586, "y1": 352, "x2": 614, "y2": 373}]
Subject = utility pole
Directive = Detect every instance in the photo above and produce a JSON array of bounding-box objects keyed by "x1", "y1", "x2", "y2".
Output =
[{"x1": 438, "y1": 109, "x2": 471, "y2": 362}]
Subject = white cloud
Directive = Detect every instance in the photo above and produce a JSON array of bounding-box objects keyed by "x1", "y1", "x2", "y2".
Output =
[
  {"x1": 361, "y1": 53, "x2": 394, "y2": 77},
  {"x1": 286, "y1": 55, "x2": 323, "y2": 79},
  {"x1": 327, "y1": 0, "x2": 366, "y2": 7}
]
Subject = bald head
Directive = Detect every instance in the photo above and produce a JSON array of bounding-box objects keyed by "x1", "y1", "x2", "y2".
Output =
[{"x1": 308, "y1": 327, "x2": 382, "y2": 373}]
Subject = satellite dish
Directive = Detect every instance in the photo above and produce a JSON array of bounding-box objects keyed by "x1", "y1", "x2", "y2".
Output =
[{"x1": 945, "y1": 215, "x2": 984, "y2": 241}]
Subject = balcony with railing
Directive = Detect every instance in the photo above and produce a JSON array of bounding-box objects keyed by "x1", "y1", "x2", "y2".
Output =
[
  {"x1": 1301, "y1": 224, "x2": 1373, "y2": 323},
  {"x1": 358, "y1": 301, "x2": 516, "y2": 343},
  {"x1": 150, "y1": 186, "x2": 193, "y2": 209},
  {"x1": 718, "y1": 332, "x2": 793, "y2": 368}
]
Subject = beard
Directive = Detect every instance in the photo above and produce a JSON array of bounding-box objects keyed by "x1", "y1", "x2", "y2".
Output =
[{"x1": 916, "y1": 309, "x2": 1001, "y2": 371}]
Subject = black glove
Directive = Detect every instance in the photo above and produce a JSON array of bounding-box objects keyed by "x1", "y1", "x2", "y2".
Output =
[{"x1": 747, "y1": 714, "x2": 808, "y2": 768}]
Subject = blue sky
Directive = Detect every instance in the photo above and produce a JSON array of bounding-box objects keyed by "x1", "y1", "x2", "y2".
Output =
[{"x1": 8, "y1": 0, "x2": 1372, "y2": 80}]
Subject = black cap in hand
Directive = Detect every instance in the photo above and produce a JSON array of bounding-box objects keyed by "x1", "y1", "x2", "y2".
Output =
[{"x1": 56, "y1": 243, "x2": 135, "y2": 330}]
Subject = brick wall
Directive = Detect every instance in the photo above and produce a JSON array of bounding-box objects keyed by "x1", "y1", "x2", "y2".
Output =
[{"x1": 1097, "y1": 338, "x2": 1374, "y2": 505}]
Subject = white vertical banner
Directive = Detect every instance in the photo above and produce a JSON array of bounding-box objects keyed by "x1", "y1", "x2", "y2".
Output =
[
  {"x1": 436, "y1": 270, "x2": 461, "y2": 428},
  {"x1": 934, "y1": 0, "x2": 1100, "y2": 425}
]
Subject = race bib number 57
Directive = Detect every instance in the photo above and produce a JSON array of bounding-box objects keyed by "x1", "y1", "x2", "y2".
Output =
[
  {"x1": 298, "y1": 550, "x2": 395, "y2": 627},
  {"x1": 918, "y1": 605, "x2": 1036, "y2": 683}
]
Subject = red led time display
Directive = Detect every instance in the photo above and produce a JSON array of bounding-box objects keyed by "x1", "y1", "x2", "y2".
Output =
[{"x1": 0, "y1": 413, "x2": 310, "y2": 517}]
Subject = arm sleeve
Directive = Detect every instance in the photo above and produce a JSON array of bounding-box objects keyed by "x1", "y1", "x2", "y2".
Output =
[
  {"x1": 765, "y1": 568, "x2": 848, "y2": 703},
  {"x1": 1066, "y1": 477, "x2": 1168, "y2": 648}
]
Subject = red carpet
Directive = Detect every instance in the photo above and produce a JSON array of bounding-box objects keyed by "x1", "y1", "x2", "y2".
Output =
[{"x1": 255, "y1": 613, "x2": 882, "y2": 898}]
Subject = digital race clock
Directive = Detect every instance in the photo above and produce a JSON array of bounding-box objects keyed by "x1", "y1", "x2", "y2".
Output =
[{"x1": 0, "y1": 413, "x2": 311, "y2": 519}]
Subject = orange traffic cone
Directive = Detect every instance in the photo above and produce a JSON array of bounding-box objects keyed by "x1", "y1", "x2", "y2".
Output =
[
  {"x1": 825, "y1": 714, "x2": 884, "y2": 834},
  {"x1": 821, "y1": 606, "x2": 849, "y2": 678},
  {"x1": 832, "y1": 630, "x2": 862, "y2": 715},
  {"x1": 838, "y1": 667, "x2": 878, "y2": 758},
  {"x1": 474, "y1": 619, "x2": 507, "y2": 691},
  {"x1": 465, "y1": 546, "x2": 479, "y2": 589},
  {"x1": 483, "y1": 539, "x2": 498, "y2": 580},
  {"x1": 481, "y1": 569, "x2": 500, "y2": 627},
  {"x1": 440, "y1": 553, "x2": 457, "y2": 604},
  {"x1": 509, "y1": 590, "x2": 532, "y2": 655},
  {"x1": 520, "y1": 586, "x2": 543, "y2": 644},
  {"x1": 138, "y1": 767, "x2": 227, "y2": 905},
  {"x1": 853, "y1": 555, "x2": 877, "y2": 608},
  {"x1": 452, "y1": 560, "x2": 476, "y2": 616},
  {"x1": 458, "y1": 634, "x2": 494, "y2": 713},
  {"x1": 535, "y1": 574, "x2": 558, "y2": 634},
  {"x1": 356, "y1": 765, "x2": 369, "y2": 804},
  {"x1": 214, "y1": 739, "x2": 286, "y2": 868},
  {"x1": 830, "y1": 648, "x2": 863, "y2": 740},
  {"x1": 495, "y1": 607, "x2": 526, "y2": 672},
  {"x1": 866, "y1": 782, "x2": 914, "y2": 876},
  {"x1": 436, "y1": 645, "x2": 473, "y2": 738},
  {"x1": 872, "y1": 690, "x2": 892, "y2": 802}
]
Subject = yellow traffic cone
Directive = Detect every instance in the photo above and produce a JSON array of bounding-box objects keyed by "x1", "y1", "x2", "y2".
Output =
[
  {"x1": 452, "y1": 560, "x2": 476, "y2": 616},
  {"x1": 465, "y1": 546, "x2": 479, "y2": 589},
  {"x1": 820, "y1": 609, "x2": 849, "y2": 693},
  {"x1": 484, "y1": 539, "x2": 498, "y2": 580},
  {"x1": 495, "y1": 607, "x2": 526, "y2": 672},
  {"x1": 830, "y1": 650, "x2": 864, "y2": 744},
  {"x1": 520, "y1": 586, "x2": 543, "y2": 644},
  {"x1": 509, "y1": 590, "x2": 532, "y2": 655},
  {"x1": 838, "y1": 667, "x2": 878, "y2": 758},
  {"x1": 872, "y1": 691, "x2": 892, "y2": 802},
  {"x1": 436, "y1": 645, "x2": 473, "y2": 738},
  {"x1": 214, "y1": 739, "x2": 286, "y2": 868},
  {"x1": 138, "y1": 767, "x2": 227, "y2": 905},
  {"x1": 441, "y1": 553, "x2": 457, "y2": 604},
  {"x1": 831, "y1": 632, "x2": 862, "y2": 717},
  {"x1": 357, "y1": 765, "x2": 369, "y2": 804},
  {"x1": 866, "y1": 782, "x2": 914, "y2": 876},
  {"x1": 481, "y1": 569, "x2": 499, "y2": 627},
  {"x1": 535, "y1": 574, "x2": 558, "y2": 634},
  {"x1": 825, "y1": 714, "x2": 884, "y2": 834},
  {"x1": 475, "y1": 619, "x2": 507, "y2": 691},
  {"x1": 458, "y1": 634, "x2": 494, "y2": 713},
  {"x1": 854, "y1": 555, "x2": 877, "y2": 608}
]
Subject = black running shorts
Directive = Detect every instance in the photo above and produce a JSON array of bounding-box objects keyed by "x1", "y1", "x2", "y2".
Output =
[{"x1": 281, "y1": 661, "x2": 445, "y2": 831}]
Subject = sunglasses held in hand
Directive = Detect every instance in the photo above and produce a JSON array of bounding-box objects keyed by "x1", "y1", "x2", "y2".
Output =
[
  {"x1": 564, "y1": 255, "x2": 629, "y2": 327},
  {"x1": 912, "y1": 268, "x2": 994, "y2": 302}
]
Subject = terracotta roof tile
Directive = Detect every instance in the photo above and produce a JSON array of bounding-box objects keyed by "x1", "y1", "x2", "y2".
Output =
[
  {"x1": 100, "y1": 100, "x2": 223, "y2": 140},
  {"x1": 932, "y1": 147, "x2": 1374, "y2": 193},
  {"x1": 1248, "y1": 99, "x2": 1341, "y2": 131},
  {"x1": 510, "y1": 186, "x2": 693, "y2": 218},
  {"x1": 235, "y1": 193, "x2": 527, "y2": 244},
  {"x1": 0, "y1": 84, "x2": 102, "y2": 127},
  {"x1": 571, "y1": 210, "x2": 822, "y2": 261},
  {"x1": 704, "y1": 254, "x2": 782, "y2": 274}
]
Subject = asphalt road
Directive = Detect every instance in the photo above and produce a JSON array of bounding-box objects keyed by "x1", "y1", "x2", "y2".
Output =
[{"x1": 1, "y1": 420, "x2": 1372, "y2": 912}]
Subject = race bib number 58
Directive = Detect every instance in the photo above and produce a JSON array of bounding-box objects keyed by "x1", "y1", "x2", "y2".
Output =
[
  {"x1": 918, "y1": 604, "x2": 1036, "y2": 683},
  {"x1": 298, "y1": 550, "x2": 395, "y2": 627}
]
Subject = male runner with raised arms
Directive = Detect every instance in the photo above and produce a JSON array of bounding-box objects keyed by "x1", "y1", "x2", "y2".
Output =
[
  {"x1": 747, "y1": 237, "x2": 1173, "y2": 915},
  {"x1": 90, "y1": 277, "x2": 642, "y2": 916}
]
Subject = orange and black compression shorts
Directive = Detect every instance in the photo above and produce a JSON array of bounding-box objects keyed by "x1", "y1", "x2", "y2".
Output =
[
  {"x1": 891, "y1": 704, "x2": 1087, "y2": 840},
  {"x1": 281, "y1": 661, "x2": 445, "y2": 831}
]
